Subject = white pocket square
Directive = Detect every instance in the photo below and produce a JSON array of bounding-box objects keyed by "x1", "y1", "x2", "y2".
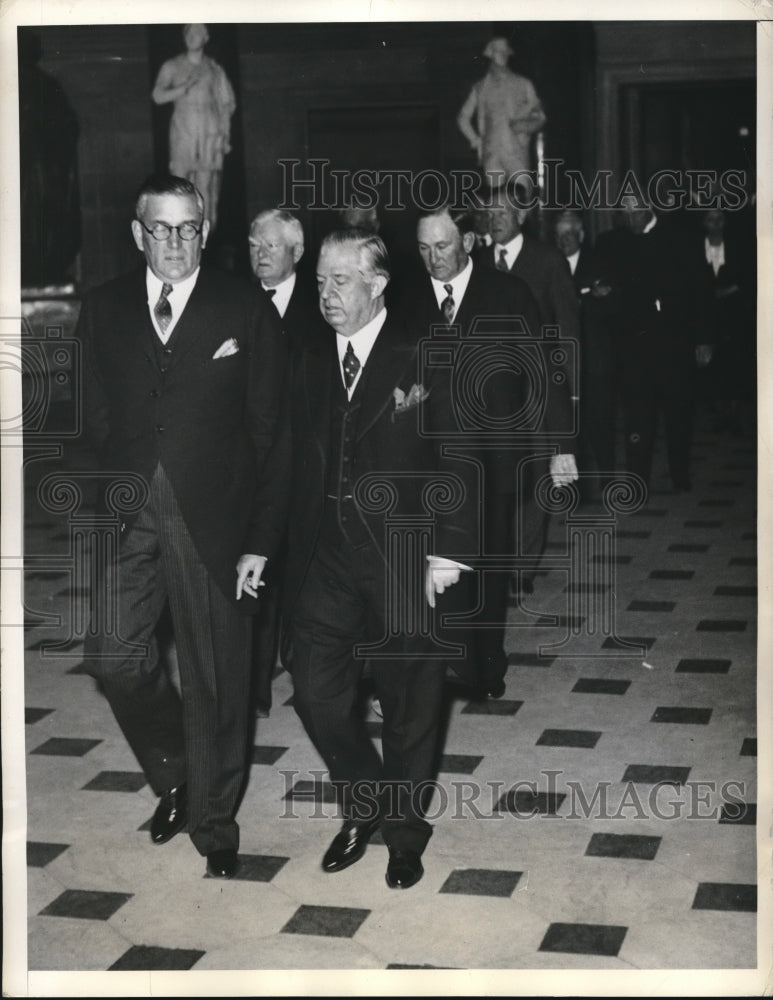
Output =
[{"x1": 213, "y1": 338, "x2": 239, "y2": 359}]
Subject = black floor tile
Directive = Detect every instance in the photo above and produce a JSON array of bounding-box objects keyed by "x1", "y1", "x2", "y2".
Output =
[
  {"x1": 683, "y1": 520, "x2": 723, "y2": 528},
  {"x1": 494, "y1": 790, "x2": 566, "y2": 816},
  {"x1": 534, "y1": 615, "x2": 586, "y2": 628},
  {"x1": 232, "y1": 853, "x2": 290, "y2": 881},
  {"x1": 633, "y1": 508, "x2": 668, "y2": 518},
  {"x1": 508, "y1": 652, "x2": 556, "y2": 667},
  {"x1": 692, "y1": 883, "x2": 756, "y2": 912},
  {"x1": 439, "y1": 868, "x2": 522, "y2": 897},
  {"x1": 591, "y1": 555, "x2": 633, "y2": 565},
  {"x1": 616, "y1": 530, "x2": 651, "y2": 539},
  {"x1": 30, "y1": 737, "x2": 101, "y2": 757},
  {"x1": 25, "y1": 707, "x2": 54, "y2": 724},
  {"x1": 698, "y1": 499, "x2": 734, "y2": 507},
  {"x1": 539, "y1": 922, "x2": 627, "y2": 956},
  {"x1": 602, "y1": 636, "x2": 655, "y2": 651},
  {"x1": 585, "y1": 833, "x2": 661, "y2": 860},
  {"x1": 27, "y1": 841, "x2": 69, "y2": 867},
  {"x1": 536, "y1": 728, "x2": 602, "y2": 748},
  {"x1": 439, "y1": 754, "x2": 483, "y2": 774},
  {"x1": 280, "y1": 904, "x2": 370, "y2": 938},
  {"x1": 251, "y1": 745, "x2": 289, "y2": 765},
  {"x1": 627, "y1": 600, "x2": 676, "y2": 612},
  {"x1": 740, "y1": 738, "x2": 757, "y2": 756},
  {"x1": 82, "y1": 770, "x2": 147, "y2": 792},
  {"x1": 387, "y1": 964, "x2": 457, "y2": 969},
  {"x1": 622, "y1": 764, "x2": 691, "y2": 785},
  {"x1": 668, "y1": 543, "x2": 709, "y2": 553},
  {"x1": 573, "y1": 678, "x2": 631, "y2": 695},
  {"x1": 649, "y1": 570, "x2": 694, "y2": 580},
  {"x1": 283, "y1": 779, "x2": 338, "y2": 804},
  {"x1": 564, "y1": 583, "x2": 610, "y2": 594},
  {"x1": 718, "y1": 802, "x2": 756, "y2": 826},
  {"x1": 696, "y1": 619, "x2": 748, "y2": 632},
  {"x1": 109, "y1": 945, "x2": 204, "y2": 971},
  {"x1": 675, "y1": 658, "x2": 733, "y2": 674},
  {"x1": 651, "y1": 707, "x2": 712, "y2": 724},
  {"x1": 39, "y1": 889, "x2": 133, "y2": 920},
  {"x1": 676, "y1": 658, "x2": 731, "y2": 674},
  {"x1": 461, "y1": 699, "x2": 523, "y2": 716},
  {"x1": 713, "y1": 585, "x2": 757, "y2": 597}
]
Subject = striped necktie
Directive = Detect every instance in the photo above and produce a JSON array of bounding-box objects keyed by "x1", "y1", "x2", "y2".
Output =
[
  {"x1": 441, "y1": 283, "x2": 455, "y2": 322},
  {"x1": 496, "y1": 248, "x2": 509, "y2": 272},
  {"x1": 154, "y1": 282, "x2": 173, "y2": 334}
]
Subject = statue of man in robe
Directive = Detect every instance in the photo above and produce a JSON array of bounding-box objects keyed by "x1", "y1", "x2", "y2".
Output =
[
  {"x1": 457, "y1": 36, "x2": 546, "y2": 188},
  {"x1": 152, "y1": 23, "x2": 236, "y2": 229}
]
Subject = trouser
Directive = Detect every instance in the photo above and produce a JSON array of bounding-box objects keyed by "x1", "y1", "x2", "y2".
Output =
[
  {"x1": 85, "y1": 464, "x2": 252, "y2": 855},
  {"x1": 289, "y1": 505, "x2": 447, "y2": 854}
]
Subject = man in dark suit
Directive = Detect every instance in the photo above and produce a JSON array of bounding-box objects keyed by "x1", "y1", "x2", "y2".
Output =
[
  {"x1": 554, "y1": 210, "x2": 617, "y2": 481},
  {"x1": 247, "y1": 208, "x2": 325, "y2": 716},
  {"x1": 284, "y1": 228, "x2": 479, "y2": 890},
  {"x1": 80, "y1": 175, "x2": 289, "y2": 879},
  {"x1": 594, "y1": 195, "x2": 713, "y2": 492},
  {"x1": 403, "y1": 205, "x2": 576, "y2": 701},
  {"x1": 481, "y1": 183, "x2": 580, "y2": 591}
]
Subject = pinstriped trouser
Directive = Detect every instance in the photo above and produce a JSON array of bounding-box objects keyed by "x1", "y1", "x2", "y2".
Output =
[{"x1": 86, "y1": 463, "x2": 252, "y2": 855}]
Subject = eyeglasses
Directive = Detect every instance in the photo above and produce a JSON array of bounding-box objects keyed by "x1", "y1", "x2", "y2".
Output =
[{"x1": 138, "y1": 221, "x2": 203, "y2": 242}]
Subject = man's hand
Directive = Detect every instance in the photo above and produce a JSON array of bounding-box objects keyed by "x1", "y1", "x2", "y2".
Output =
[
  {"x1": 695, "y1": 344, "x2": 714, "y2": 367},
  {"x1": 236, "y1": 554, "x2": 267, "y2": 600},
  {"x1": 550, "y1": 453, "x2": 579, "y2": 487},
  {"x1": 425, "y1": 556, "x2": 470, "y2": 609}
]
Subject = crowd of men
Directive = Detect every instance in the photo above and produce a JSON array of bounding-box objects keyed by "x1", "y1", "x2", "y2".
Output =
[{"x1": 78, "y1": 171, "x2": 754, "y2": 890}]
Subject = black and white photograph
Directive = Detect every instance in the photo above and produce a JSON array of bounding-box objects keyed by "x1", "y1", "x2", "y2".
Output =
[{"x1": 1, "y1": 0, "x2": 770, "y2": 995}]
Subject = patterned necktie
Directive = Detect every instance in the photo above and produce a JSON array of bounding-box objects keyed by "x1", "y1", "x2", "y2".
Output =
[
  {"x1": 154, "y1": 282, "x2": 173, "y2": 334},
  {"x1": 496, "y1": 248, "x2": 509, "y2": 272},
  {"x1": 441, "y1": 283, "x2": 455, "y2": 323},
  {"x1": 343, "y1": 341, "x2": 360, "y2": 389}
]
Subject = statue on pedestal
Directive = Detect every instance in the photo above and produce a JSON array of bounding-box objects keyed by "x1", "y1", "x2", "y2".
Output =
[
  {"x1": 457, "y1": 36, "x2": 546, "y2": 188},
  {"x1": 152, "y1": 23, "x2": 236, "y2": 230}
]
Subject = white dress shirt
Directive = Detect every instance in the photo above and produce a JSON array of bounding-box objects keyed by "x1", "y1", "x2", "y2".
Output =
[
  {"x1": 493, "y1": 232, "x2": 524, "y2": 271},
  {"x1": 262, "y1": 271, "x2": 296, "y2": 318},
  {"x1": 336, "y1": 307, "x2": 387, "y2": 399},
  {"x1": 146, "y1": 267, "x2": 199, "y2": 343},
  {"x1": 429, "y1": 256, "x2": 473, "y2": 322},
  {"x1": 566, "y1": 249, "x2": 580, "y2": 275},
  {"x1": 704, "y1": 238, "x2": 725, "y2": 276}
]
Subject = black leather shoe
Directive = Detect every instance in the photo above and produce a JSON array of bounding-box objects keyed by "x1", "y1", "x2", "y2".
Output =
[
  {"x1": 150, "y1": 785, "x2": 187, "y2": 844},
  {"x1": 385, "y1": 848, "x2": 424, "y2": 889},
  {"x1": 322, "y1": 817, "x2": 380, "y2": 873},
  {"x1": 206, "y1": 848, "x2": 239, "y2": 879},
  {"x1": 484, "y1": 678, "x2": 506, "y2": 700}
]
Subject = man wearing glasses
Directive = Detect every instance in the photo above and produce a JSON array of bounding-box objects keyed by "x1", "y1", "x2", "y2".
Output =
[{"x1": 79, "y1": 174, "x2": 289, "y2": 879}]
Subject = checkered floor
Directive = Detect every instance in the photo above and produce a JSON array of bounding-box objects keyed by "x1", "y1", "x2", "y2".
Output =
[{"x1": 13, "y1": 405, "x2": 764, "y2": 985}]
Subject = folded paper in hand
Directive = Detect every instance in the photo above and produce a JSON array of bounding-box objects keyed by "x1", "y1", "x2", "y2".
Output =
[{"x1": 213, "y1": 338, "x2": 239, "y2": 359}]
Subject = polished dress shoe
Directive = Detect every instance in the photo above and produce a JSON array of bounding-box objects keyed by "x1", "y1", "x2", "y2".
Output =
[
  {"x1": 322, "y1": 816, "x2": 380, "y2": 873},
  {"x1": 206, "y1": 848, "x2": 239, "y2": 879},
  {"x1": 484, "y1": 678, "x2": 506, "y2": 700},
  {"x1": 385, "y1": 848, "x2": 424, "y2": 889},
  {"x1": 150, "y1": 785, "x2": 187, "y2": 844}
]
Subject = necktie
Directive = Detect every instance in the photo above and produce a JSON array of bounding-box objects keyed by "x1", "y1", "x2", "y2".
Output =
[
  {"x1": 496, "y1": 248, "x2": 509, "y2": 272},
  {"x1": 265, "y1": 288, "x2": 276, "y2": 298},
  {"x1": 154, "y1": 282, "x2": 173, "y2": 334},
  {"x1": 343, "y1": 341, "x2": 360, "y2": 389},
  {"x1": 441, "y1": 283, "x2": 455, "y2": 322}
]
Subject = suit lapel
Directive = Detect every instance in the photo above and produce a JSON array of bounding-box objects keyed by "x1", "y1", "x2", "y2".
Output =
[
  {"x1": 303, "y1": 331, "x2": 336, "y2": 463},
  {"x1": 163, "y1": 268, "x2": 214, "y2": 372},
  {"x1": 355, "y1": 317, "x2": 417, "y2": 441}
]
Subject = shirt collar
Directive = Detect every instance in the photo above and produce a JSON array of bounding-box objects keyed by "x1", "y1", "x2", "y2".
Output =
[
  {"x1": 566, "y1": 249, "x2": 581, "y2": 274},
  {"x1": 429, "y1": 256, "x2": 473, "y2": 313},
  {"x1": 146, "y1": 266, "x2": 200, "y2": 303},
  {"x1": 494, "y1": 232, "x2": 524, "y2": 264},
  {"x1": 336, "y1": 307, "x2": 388, "y2": 374},
  {"x1": 262, "y1": 271, "x2": 296, "y2": 317},
  {"x1": 642, "y1": 213, "x2": 658, "y2": 234}
]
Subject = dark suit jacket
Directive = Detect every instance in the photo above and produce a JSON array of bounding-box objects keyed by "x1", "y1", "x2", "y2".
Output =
[
  {"x1": 397, "y1": 261, "x2": 574, "y2": 494},
  {"x1": 80, "y1": 265, "x2": 290, "y2": 611},
  {"x1": 259, "y1": 274, "x2": 327, "y2": 354},
  {"x1": 480, "y1": 236, "x2": 580, "y2": 355},
  {"x1": 283, "y1": 313, "x2": 479, "y2": 637},
  {"x1": 594, "y1": 218, "x2": 714, "y2": 358}
]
